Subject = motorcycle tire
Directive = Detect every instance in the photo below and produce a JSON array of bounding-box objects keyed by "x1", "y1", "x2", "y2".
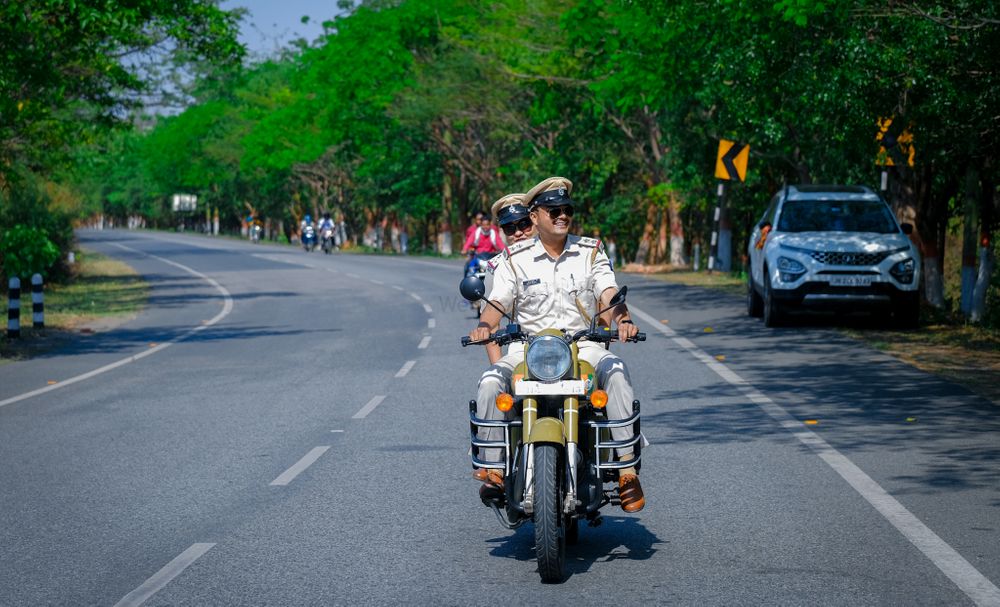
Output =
[{"x1": 533, "y1": 444, "x2": 565, "y2": 583}]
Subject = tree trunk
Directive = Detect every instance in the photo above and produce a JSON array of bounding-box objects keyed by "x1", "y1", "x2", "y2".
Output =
[
  {"x1": 960, "y1": 168, "x2": 979, "y2": 316},
  {"x1": 970, "y1": 168, "x2": 996, "y2": 323},
  {"x1": 440, "y1": 162, "x2": 453, "y2": 255},
  {"x1": 970, "y1": 239, "x2": 994, "y2": 323},
  {"x1": 634, "y1": 202, "x2": 657, "y2": 264},
  {"x1": 668, "y1": 190, "x2": 685, "y2": 266}
]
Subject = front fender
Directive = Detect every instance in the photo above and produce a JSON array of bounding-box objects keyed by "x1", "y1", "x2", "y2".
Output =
[{"x1": 526, "y1": 417, "x2": 565, "y2": 445}]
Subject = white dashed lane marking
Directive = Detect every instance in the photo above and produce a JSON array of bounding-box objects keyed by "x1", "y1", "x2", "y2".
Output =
[
  {"x1": 395, "y1": 360, "x2": 416, "y2": 378},
  {"x1": 113, "y1": 543, "x2": 215, "y2": 607},
  {"x1": 269, "y1": 447, "x2": 330, "y2": 486},
  {"x1": 352, "y1": 395, "x2": 387, "y2": 419},
  {"x1": 418, "y1": 336, "x2": 431, "y2": 349}
]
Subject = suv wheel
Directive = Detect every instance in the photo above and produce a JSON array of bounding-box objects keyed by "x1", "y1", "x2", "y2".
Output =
[
  {"x1": 763, "y1": 269, "x2": 783, "y2": 327},
  {"x1": 747, "y1": 272, "x2": 764, "y2": 317},
  {"x1": 894, "y1": 292, "x2": 920, "y2": 329}
]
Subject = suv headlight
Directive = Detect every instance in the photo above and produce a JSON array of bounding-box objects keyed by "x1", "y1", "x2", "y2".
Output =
[
  {"x1": 526, "y1": 335, "x2": 572, "y2": 381},
  {"x1": 777, "y1": 256, "x2": 806, "y2": 282},
  {"x1": 890, "y1": 258, "x2": 915, "y2": 284}
]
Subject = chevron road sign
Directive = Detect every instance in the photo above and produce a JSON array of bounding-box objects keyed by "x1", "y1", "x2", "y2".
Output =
[
  {"x1": 715, "y1": 139, "x2": 750, "y2": 181},
  {"x1": 876, "y1": 117, "x2": 915, "y2": 167}
]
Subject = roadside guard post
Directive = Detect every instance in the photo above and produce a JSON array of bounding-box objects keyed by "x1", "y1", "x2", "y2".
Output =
[
  {"x1": 32, "y1": 274, "x2": 44, "y2": 329},
  {"x1": 7, "y1": 277, "x2": 20, "y2": 339},
  {"x1": 710, "y1": 139, "x2": 750, "y2": 273}
]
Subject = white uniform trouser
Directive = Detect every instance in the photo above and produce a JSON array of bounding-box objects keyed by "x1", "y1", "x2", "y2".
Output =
[{"x1": 475, "y1": 342, "x2": 641, "y2": 464}]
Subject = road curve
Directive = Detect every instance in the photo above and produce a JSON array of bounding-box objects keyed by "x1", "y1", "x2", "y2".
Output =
[{"x1": 0, "y1": 230, "x2": 996, "y2": 606}]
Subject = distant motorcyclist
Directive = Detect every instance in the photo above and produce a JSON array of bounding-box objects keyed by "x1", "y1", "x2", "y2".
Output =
[
  {"x1": 318, "y1": 212, "x2": 336, "y2": 253},
  {"x1": 300, "y1": 214, "x2": 317, "y2": 251},
  {"x1": 468, "y1": 176, "x2": 646, "y2": 512},
  {"x1": 461, "y1": 213, "x2": 503, "y2": 278},
  {"x1": 300, "y1": 214, "x2": 314, "y2": 233}
]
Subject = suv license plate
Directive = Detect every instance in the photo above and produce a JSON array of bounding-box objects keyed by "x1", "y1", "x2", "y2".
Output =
[
  {"x1": 514, "y1": 380, "x2": 586, "y2": 396},
  {"x1": 829, "y1": 275, "x2": 873, "y2": 287}
]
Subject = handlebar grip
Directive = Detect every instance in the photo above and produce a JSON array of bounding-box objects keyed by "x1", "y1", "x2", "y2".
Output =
[{"x1": 461, "y1": 336, "x2": 471, "y2": 347}]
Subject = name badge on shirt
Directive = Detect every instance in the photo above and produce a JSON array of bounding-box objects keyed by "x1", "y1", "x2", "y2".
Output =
[{"x1": 522, "y1": 278, "x2": 541, "y2": 288}]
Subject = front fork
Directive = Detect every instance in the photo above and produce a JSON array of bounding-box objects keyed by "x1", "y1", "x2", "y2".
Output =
[
  {"x1": 564, "y1": 396, "x2": 580, "y2": 514},
  {"x1": 524, "y1": 396, "x2": 582, "y2": 517}
]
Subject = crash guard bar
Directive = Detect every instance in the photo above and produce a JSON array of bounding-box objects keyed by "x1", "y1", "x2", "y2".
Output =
[{"x1": 469, "y1": 399, "x2": 641, "y2": 477}]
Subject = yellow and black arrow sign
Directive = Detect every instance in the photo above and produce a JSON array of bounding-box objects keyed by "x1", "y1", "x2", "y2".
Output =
[
  {"x1": 876, "y1": 117, "x2": 914, "y2": 167},
  {"x1": 715, "y1": 139, "x2": 749, "y2": 181}
]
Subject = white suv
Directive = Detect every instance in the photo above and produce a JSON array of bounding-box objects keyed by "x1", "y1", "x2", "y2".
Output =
[{"x1": 746, "y1": 185, "x2": 921, "y2": 327}]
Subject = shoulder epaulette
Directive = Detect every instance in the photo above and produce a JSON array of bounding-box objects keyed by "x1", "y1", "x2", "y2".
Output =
[
  {"x1": 576, "y1": 235, "x2": 598, "y2": 247},
  {"x1": 507, "y1": 239, "x2": 534, "y2": 256},
  {"x1": 486, "y1": 252, "x2": 503, "y2": 274}
]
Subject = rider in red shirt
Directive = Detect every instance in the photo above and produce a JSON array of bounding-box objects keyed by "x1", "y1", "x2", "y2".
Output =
[{"x1": 462, "y1": 213, "x2": 504, "y2": 278}]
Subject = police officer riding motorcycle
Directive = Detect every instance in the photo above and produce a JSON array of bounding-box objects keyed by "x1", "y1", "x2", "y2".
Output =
[{"x1": 462, "y1": 177, "x2": 647, "y2": 583}]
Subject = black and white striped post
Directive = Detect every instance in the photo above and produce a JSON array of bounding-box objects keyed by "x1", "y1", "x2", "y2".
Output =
[
  {"x1": 7, "y1": 277, "x2": 20, "y2": 339},
  {"x1": 32, "y1": 273, "x2": 44, "y2": 329},
  {"x1": 708, "y1": 181, "x2": 724, "y2": 273}
]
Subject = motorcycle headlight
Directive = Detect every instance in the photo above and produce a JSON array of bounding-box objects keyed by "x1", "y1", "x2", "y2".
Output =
[{"x1": 526, "y1": 335, "x2": 572, "y2": 381}]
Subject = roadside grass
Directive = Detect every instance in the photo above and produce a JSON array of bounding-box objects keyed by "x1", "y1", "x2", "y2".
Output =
[
  {"x1": 0, "y1": 250, "x2": 147, "y2": 363},
  {"x1": 631, "y1": 267, "x2": 1000, "y2": 406}
]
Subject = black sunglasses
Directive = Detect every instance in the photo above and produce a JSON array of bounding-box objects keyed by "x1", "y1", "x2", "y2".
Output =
[
  {"x1": 501, "y1": 217, "x2": 533, "y2": 236},
  {"x1": 543, "y1": 205, "x2": 574, "y2": 220}
]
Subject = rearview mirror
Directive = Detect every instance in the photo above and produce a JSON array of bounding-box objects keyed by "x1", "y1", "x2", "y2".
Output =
[
  {"x1": 609, "y1": 285, "x2": 628, "y2": 307},
  {"x1": 459, "y1": 276, "x2": 486, "y2": 302}
]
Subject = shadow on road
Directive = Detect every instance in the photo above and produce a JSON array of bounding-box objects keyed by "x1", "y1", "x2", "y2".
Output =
[{"x1": 486, "y1": 516, "x2": 662, "y2": 581}]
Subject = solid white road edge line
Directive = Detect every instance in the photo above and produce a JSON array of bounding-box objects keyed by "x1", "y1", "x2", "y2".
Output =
[
  {"x1": 112, "y1": 543, "x2": 215, "y2": 607},
  {"x1": 269, "y1": 446, "x2": 331, "y2": 486},
  {"x1": 629, "y1": 304, "x2": 1000, "y2": 607},
  {"x1": 352, "y1": 395, "x2": 387, "y2": 419},
  {"x1": 0, "y1": 243, "x2": 234, "y2": 409},
  {"x1": 395, "y1": 360, "x2": 416, "y2": 378},
  {"x1": 418, "y1": 336, "x2": 432, "y2": 349}
]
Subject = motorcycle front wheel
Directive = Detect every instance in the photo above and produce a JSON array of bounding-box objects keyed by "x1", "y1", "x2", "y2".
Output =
[{"x1": 533, "y1": 444, "x2": 565, "y2": 583}]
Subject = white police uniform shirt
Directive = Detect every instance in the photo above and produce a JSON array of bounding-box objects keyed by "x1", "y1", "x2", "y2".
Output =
[{"x1": 486, "y1": 235, "x2": 616, "y2": 333}]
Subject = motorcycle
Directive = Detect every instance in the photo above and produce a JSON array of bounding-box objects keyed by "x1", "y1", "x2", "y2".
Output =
[
  {"x1": 321, "y1": 227, "x2": 335, "y2": 254},
  {"x1": 302, "y1": 225, "x2": 317, "y2": 252},
  {"x1": 459, "y1": 277, "x2": 645, "y2": 583},
  {"x1": 250, "y1": 223, "x2": 262, "y2": 244}
]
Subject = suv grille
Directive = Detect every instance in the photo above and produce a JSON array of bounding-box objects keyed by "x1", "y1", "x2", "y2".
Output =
[{"x1": 810, "y1": 251, "x2": 890, "y2": 266}]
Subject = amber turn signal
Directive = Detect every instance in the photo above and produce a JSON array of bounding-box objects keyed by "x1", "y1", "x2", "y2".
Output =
[
  {"x1": 590, "y1": 390, "x2": 608, "y2": 409},
  {"x1": 496, "y1": 393, "x2": 515, "y2": 412}
]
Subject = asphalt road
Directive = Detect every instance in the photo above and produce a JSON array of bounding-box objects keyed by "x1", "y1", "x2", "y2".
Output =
[{"x1": 1, "y1": 230, "x2": 997, "y2": 606}]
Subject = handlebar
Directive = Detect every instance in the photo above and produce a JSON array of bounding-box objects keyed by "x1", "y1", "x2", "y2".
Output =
[{"x1": 461, "y1": 328, "x2": 645, "y2": 347}]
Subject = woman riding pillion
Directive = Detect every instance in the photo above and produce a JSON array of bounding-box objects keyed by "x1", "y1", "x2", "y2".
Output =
[{"x1": 468, "y1": 176, "x2": 646, "y2": 513}]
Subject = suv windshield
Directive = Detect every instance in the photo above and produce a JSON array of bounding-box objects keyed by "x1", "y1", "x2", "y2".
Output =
[{"x1": 777, "y1": 199, "x2": 898, "y2": 233}]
